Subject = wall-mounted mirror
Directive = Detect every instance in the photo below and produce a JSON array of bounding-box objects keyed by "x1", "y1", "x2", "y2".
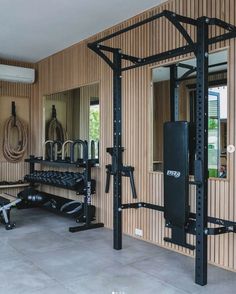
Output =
[
  {"x1": 151, "y1": 50, "x2": 227, "y2": 178},
  {"x1": 43, "y1": 83, "x2": 100, "y2": 161}
]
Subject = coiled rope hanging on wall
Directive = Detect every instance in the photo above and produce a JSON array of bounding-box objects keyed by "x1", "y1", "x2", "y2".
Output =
[{"x1": 3, "y1": 102, "x2": 28, "y2": 163}]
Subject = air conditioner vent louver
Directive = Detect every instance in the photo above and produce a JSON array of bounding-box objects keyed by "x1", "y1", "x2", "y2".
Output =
[{"x1": 0, "y1": 64, "x2": 35, "y2": 84}]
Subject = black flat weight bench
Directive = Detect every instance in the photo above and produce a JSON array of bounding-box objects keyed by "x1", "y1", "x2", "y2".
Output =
[{"x1": 0, "y1": 193, "x2": 21, "y2": 230}]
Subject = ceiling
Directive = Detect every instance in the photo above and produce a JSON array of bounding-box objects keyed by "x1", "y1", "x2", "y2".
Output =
[{"x1": 0, "y1": 0, "x2": 167, "y2": 63}]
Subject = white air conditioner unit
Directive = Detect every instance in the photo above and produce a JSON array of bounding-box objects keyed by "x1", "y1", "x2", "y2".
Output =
[{"x1": 0, "y1": 64, "x2": 35, "y2": 84}]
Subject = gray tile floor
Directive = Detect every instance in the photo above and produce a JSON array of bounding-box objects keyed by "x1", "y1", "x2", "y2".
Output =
[{"x1": 0, "y1": 208, "x2": 235, "y2": 294}]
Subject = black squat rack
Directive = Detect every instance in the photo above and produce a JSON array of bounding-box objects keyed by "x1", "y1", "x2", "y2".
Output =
[
  {"x1": 88, "y1": 10, "x2": 236, "y2": 286},
  {"x1": 25, "y1": 140, "x2": 104, "y2": 232}
]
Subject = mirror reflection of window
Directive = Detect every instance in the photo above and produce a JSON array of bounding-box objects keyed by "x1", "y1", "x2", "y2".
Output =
[
  {"x1": 208, "y1": 86, "x2": 227, "y2": 178},
  {"x1": 89, "y1": 97, "x2": 100, "y2": 159},
  {"x1": 151, "y1": 50, "x2": 227, "y2": 179}
]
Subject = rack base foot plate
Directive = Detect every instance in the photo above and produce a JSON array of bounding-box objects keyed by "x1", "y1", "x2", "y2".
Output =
[{"x1": 69, "y1": 222, "x2": 104, "y2": 233}]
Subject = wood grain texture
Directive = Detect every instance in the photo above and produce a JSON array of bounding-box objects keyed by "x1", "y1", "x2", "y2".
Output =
[
  {"x1": 0, "y1": 59, "x2": 36, "y2": 194},
  {"x1": 36, "y1": 0, "x2": 236, "y2": 271},
  {"x1": 1, "y1": 0, "x2": 234, "y2": 271}
]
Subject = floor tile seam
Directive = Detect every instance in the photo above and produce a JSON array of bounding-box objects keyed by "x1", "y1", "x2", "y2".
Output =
[
  {"x1": 60, "y1": 261, "x2": 191, "y2": 294},
  {"x1": 7, "y1": 250, "x2": 67, "y2": 288},
  {"x1": 57, "y1": 260, "x2": 127, "y2": 286},
  {"x1": 129, "y1": 261, "x2": 193, "y2": 294},
  {"x1": 8, "y1": 229, "x2": 79, "y2": 257}
]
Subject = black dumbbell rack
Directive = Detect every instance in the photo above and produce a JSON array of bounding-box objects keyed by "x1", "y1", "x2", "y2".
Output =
[
  {"x1": 24, "y1": 170, "x2": 96, "y2": 193},
  {"x1": 25, "y1": 154, "x2": 104, "y2": 232}
]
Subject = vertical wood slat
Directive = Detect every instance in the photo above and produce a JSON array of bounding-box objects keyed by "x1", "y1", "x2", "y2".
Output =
[{"x1": 0, "y1": 59, "x2": 36, "y2": 199}]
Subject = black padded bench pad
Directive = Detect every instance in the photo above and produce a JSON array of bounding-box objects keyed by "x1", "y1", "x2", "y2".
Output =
[{"x1": 163, "y1": 121, "x2": 190, "y2": 228}]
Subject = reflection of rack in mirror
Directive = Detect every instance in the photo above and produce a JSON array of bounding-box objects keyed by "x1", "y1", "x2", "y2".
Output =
[{"x1": 151, "y1": 50, "x2": 228, "y2": 179}]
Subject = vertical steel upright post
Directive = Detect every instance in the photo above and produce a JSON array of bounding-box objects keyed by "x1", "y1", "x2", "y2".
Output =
[
  {"x1": 29, "y1": 155, "x2": 35, "y2": 174},
  {"x1": 113, "y1": 49, "x2": 123, "y2": 250},
  {"x1": 85, "y1": 142, "x2": 91, "y2": 227},
  {"x1": 170, "y1": 64, "x2": 179, "y2": 122},
  {"x1": 195, "y1": 18, "x2": 209, "y2": 286}
]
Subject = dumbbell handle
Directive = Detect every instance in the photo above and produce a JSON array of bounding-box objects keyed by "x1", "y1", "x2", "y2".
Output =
[
  {"x1": 62, "y1": 140, "x2": 74, "y2": 160},
  {"x1": 70, "y1": 140, "x2": 88, "y2": 163},
  {"x1": 43, "y1": 140, "x2": 54, "y2": 160},
  {"x1": 52, "y1": 141, "x2": 62, "y2": 161}
]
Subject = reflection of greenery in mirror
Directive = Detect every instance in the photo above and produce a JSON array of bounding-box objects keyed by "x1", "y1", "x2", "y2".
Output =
[
  {"x1": 89, "y1": 98, "x2": 100, "y2": 158},
  {"x1": 208, "y1": 118, "x2": 218, "y2": 130},
  {"x1": 89, "y1": 100, "x2": 99, "y2": 142},
  {"x1": 44, "y1": 83, "x2": 100, "y2": 160},
  {"x1": 151, "y1": 50, "x2": 227, "y2": 179}
]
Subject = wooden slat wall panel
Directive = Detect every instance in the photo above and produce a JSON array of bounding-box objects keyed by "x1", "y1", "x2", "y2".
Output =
[
  {"x1": 34, "y1": 0, "x2": 236, "y2": 271},
  {"x1": 0, "y1": 96, "x2": 30, "y2": 162},
  {"x1": 0, "y1": 59, "x2": 37, "y2": 196},
  {"x1": 0, "y1": 162, "x2": 29, "y2": 182}
]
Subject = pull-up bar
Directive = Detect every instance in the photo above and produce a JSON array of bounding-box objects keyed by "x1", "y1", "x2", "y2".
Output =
[
  {"x1": 91, "y1": 10, "x2": 198, "y2": 45},
  {"x1": 88, "y1": 10, "x2": 236, "y2": 71}
]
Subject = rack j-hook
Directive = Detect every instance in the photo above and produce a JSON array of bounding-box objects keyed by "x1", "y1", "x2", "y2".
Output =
[
  {"x1": 52, "y1": 105, "x2": 57, "y2": 119},
  {"x1": 11, "y1": 101, "x2": 16, "y2": 126}
]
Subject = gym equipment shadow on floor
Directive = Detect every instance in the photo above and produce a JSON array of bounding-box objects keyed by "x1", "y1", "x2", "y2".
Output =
[{"x1": 0, "y1": 208, "x2": 235, "y2": 294}]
